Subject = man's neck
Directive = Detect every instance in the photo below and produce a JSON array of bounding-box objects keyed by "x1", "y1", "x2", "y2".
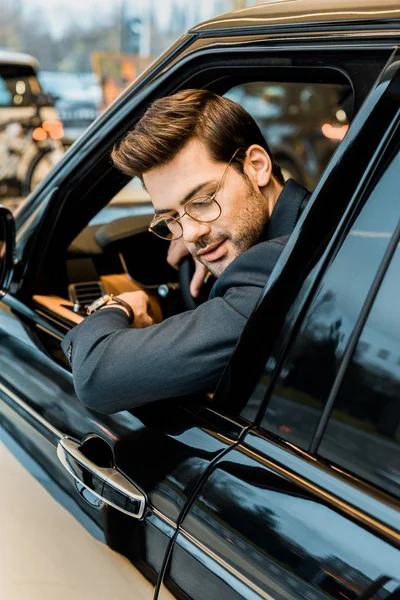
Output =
[{"x1": 265, "y1": 178, "x2": 284, "y2": 218}]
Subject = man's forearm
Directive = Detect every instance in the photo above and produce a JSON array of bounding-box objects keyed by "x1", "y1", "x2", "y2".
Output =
[{"x1": 61, "y1": 298, "x2": 248, "y2": 413}]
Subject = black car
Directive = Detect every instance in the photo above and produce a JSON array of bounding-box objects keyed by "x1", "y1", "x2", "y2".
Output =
[{"x1": 0, "y1": 1, "x2": 400, "y2": 598}]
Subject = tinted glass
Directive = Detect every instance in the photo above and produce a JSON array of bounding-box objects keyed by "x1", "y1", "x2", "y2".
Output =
[
  {"x1": 319, "y1": 239, "x2": 400, "y2": 498},
  {"x1": 256, "y1": 147, "x2": 400, "y2": 450},
  {"x1": 0, "y1": 65, "x2": 42, "y2": 107}
]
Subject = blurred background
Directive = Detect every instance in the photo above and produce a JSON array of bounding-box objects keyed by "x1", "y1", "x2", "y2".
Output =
[
  {"x1": 0, "y1": 0, "x2": 348, "y2": 211},
  {"x1": 0, "y1": 0, "x2": 260, "y2": 209}
]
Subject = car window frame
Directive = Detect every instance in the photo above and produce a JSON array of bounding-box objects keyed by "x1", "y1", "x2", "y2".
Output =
[
  {"x1": 15, "y1": 55, "x2": 362, "y2": 302},
  {"x1": 6, "y1": 46, "x2": 400, "y2": 412}
]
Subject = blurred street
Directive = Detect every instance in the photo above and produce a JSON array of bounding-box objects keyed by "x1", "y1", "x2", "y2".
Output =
[{"x1": 0, "y1": 0, "x2": 258, "y2": 211}]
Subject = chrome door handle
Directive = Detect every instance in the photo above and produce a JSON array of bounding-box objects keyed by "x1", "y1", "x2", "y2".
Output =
[{"x1": 57, "y1": 438, "x2": 146, "y2": 519}]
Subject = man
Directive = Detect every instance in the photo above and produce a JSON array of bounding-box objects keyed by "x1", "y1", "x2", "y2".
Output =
[{"x1": 62, "y1": 89, "x2": 310, "y2": 413}]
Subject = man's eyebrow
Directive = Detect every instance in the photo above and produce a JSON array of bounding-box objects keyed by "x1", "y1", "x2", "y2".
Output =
[{"x1": 154, "y1": 180, "x2": 217, "y2": 215}]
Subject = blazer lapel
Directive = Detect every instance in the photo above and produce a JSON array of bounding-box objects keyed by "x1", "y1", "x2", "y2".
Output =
[{"x1": 263, "y1": 179, "x2": 310, "y2": 241}]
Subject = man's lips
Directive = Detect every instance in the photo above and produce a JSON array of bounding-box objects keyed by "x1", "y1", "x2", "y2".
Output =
[{"x1": 197, "y1": 239, "x2": 228, "y2": 262}]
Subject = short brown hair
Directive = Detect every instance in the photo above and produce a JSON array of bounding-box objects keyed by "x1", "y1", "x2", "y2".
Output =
[{"x1": 111, "y1": 89, "x2": 284, "y2": 185}]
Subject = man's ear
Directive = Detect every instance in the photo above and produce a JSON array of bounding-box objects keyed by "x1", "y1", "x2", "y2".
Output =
[{"x1": 244, "y1": 145, "x2": 272, "y2": 188}]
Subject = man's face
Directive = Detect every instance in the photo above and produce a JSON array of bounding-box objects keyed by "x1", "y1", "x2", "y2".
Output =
[{"x1": 144, "y1": 139, "x2": 270, "y2": 277}]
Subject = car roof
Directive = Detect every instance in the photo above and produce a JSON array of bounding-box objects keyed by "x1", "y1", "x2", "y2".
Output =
[
  {"x1": 0, "y1": 49, "x2": 38, "y2": 68},
  {"x1": 191, "y1": 0, "x2": 400, "y2": 33}
]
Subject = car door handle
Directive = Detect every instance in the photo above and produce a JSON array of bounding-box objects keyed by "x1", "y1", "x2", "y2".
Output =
[{"x1": 57, "y1": 438, "x2": 146, "y2": 518}]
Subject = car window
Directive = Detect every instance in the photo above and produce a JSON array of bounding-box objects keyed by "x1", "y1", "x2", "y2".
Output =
[
  {"x1": 318, "y1": 236, "x2": 400, "y2": 498},
  {"x1": 0, "y1": 65, "x2": 42, "y2": 107},
  {"x1": 95, "y1": 79, "x2": 351, "y2": 227},
  {"x1": 89, "y1": 177, "x2": 152, "y2": 226},
  {"x1": 225, "y1": 81, "x2": 350, "y2": 189},
  {"x1": 251, "y1": 143, "x2": 400, "y2": 450}
]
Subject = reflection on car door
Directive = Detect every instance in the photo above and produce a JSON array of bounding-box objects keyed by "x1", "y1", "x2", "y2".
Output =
[
  {"x1": 161, "y1": 430, "x2": 399, "y2": 600},
  {"x1": 0, "y1": 299, "x2": 249, "y2": 597}
]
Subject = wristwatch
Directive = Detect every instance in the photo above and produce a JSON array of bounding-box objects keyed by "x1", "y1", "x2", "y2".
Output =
[{"x1": 86, "y1": 293, "x2": 134, "y2": 325}]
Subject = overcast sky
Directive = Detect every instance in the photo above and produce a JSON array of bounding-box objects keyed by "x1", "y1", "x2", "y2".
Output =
[
  {"x1": 22, "y1": 0, "x2": 120, "y2": 37},
  {"x1": 22, "y1": 0, "x2": 227, "y2": 37}
]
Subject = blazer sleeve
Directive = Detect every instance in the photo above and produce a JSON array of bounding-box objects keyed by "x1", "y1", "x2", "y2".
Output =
[{"x1": 61, "y1": 237, "x2": 287, "y2": 413}]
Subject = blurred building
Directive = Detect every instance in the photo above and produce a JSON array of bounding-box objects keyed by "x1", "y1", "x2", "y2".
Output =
[{"x1": 120, "y1": 0, "x2": 256, "y2": 60}]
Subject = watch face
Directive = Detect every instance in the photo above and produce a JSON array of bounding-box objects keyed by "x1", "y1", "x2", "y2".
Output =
[{"x1": 87, "y1": 294, "x2": 113, "y2": 314}]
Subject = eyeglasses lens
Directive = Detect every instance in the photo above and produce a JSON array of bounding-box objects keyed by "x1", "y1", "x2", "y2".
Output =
[
  {"x1": 185, "y1": 197, "x2": 221, "y2": 222},
  {"x1": 150, "y1": 216, "x2": 182, "y2": 240},
  {"x1": 150, "y1": 198, "x2": 221, "y2": 240}
]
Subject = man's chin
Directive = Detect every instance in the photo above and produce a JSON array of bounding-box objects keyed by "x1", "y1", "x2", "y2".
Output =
[{"x1": 204, "y1": 255, "x2": 235, "y2": 278}]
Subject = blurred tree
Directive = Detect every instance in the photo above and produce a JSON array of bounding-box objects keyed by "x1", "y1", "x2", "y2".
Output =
[
  {"x1": 0, "y1": 0, "x2": 21, "y2": 50},
  {"x1": 2, "y1": 0, "x2": 256, "y2": 75},
  {"x1": 56, "y1": 16, "x2": 121, "y2": 72}
]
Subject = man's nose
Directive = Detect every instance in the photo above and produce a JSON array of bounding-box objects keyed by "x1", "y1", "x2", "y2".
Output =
[{"x1": 181, "y1": 217, "x2": 211, "y2": 243}]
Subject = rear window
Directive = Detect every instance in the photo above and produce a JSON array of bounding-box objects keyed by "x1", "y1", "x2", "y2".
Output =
[{"x1": 0, "y1": 64, "x2": 43, "y2": 107}]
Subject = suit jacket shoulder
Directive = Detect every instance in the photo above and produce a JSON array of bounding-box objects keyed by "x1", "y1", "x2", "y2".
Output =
[{"x1": 210, "y1": 235, "x2": 289, "y2": 313}]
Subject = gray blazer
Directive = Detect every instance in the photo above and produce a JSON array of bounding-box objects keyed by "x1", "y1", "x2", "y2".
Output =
[{"x1": 62, "y1": 179, "x2": 310, "y2": 413}]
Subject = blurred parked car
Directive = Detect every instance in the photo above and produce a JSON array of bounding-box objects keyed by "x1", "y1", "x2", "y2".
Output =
[
  {"x1": 39, "y1": 71, "x2": 101, "y2": 145},
  {"x1": 0, "y1": 51, "x2": 64, "y2": 201}
]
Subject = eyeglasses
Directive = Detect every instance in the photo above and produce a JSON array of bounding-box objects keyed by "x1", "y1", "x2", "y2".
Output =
[{"x1": 148, "y1": 148, "x2": 241, "y2": 241}]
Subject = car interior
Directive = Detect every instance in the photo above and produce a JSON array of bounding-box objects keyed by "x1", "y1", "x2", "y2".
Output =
[{"x1": 23, "y1": 52, "x2": 392, "y2": 368}]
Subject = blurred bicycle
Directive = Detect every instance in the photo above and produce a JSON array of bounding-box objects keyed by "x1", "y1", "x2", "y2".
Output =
[{"x1": 0, "y1": 96, "x2": 64, "y2": 200}]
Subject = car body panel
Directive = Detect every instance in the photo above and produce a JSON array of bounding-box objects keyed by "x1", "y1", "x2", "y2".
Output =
[
  {"x1": 0, "y1": 293, "x2": 248, "y2": 595},
  {"x1": 191, "y1": 0, "x2": 400, "y2": 33},
  {"x1": 161, "y1": 434, "x2": 399, "y2": 600}
]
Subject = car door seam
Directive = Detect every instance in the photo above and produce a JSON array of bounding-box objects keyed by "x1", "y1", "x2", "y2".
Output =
[{"x1": 153, "y1": 425, "x2": 250, "y2": 599}]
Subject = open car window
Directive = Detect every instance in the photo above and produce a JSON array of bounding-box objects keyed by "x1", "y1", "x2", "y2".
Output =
[
  {"x1": 31, "y1": 70, "x2": 355, "y2": 384},
  {"x1": 89, "y1": 177, "x2": 152, "y2": 227},
  {"x1": 224, "y1": 81, "x2": 351, "y2": 190}
]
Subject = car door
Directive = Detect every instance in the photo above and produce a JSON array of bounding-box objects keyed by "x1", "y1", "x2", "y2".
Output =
[
  {"x1": 0, "y1": 262, "x2": 254, "y2": 600},
  {"x1": 158, "y1": 60, "x2": 400, "y2": 600}
]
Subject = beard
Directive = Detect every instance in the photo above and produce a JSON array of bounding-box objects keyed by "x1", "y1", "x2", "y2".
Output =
[
  {"x1": 194, "y1": 185, "x2": 269, "y2": 278},
  {"x1": 231, "y1": 186, "x2": 268, "y2": 254}
]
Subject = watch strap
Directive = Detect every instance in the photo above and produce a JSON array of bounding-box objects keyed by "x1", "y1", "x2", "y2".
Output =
[
  {"x1": 106, "y1": 296, "x2": 134, "y2": 325},
  {"x1": 87, "y1": 293, "x2": 134, "y2": 325}
]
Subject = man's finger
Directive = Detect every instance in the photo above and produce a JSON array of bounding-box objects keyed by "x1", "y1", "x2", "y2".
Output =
[
  {"x1": 167, "y1": 239, "x2": 189, "y2": 270},
  {"x1": 133, "y1": 314, "x2": 154, "y2": 329},
  {"x1": 190, "y1": 261, "x2": 208, "y2": 298}
]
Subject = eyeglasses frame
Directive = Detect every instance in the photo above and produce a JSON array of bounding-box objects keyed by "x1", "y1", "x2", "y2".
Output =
[{"x1": 148, "y1": 148, "x2": 242, "y2": 241}]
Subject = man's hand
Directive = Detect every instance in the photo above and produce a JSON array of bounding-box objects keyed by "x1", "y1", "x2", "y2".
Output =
[
  {"x1": 167, "y1": 239, "x2": 208, "y2": 298},
  {"x1": 100, "y1": 290, "x2": 154, "y2": 328}
]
